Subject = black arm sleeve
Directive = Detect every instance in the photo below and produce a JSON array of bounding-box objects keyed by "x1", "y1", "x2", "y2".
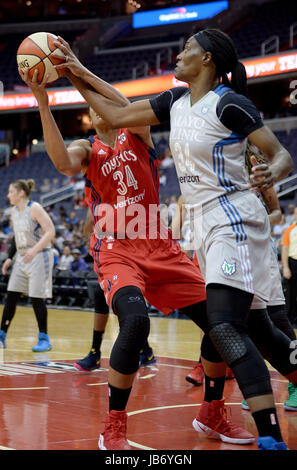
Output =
[
  {"x1": 8, "y1": 237, "x2": 16, "y2": 259},
  {"x1": 149, "y1": 87, "x2": 189, "y2": 123},
  {"x1": 216, "y1": 92, "x2": 264, "y2": 137}
]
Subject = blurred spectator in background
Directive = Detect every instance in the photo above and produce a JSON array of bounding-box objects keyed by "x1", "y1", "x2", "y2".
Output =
[
  {"x1": 71, "y1": 235, "x2": 88, "y2": 256},
  {"x1": 73, "y1": 190, "x2": 87, "y2": 209},
  {"x1": 67, "y1": 211, "x2": 79, "y2": 226},
  {"x1": 155, "y1": 135, "x2": 168, "y2": 159},
  {"x1": 159, "y1": 169, "x2": 167, "y2": 187},
  {"x1": 282, "y1": 207, "x2": 297, "y2": 326},
  {"x1": 62, "y1": 222, "x2": 74, "y2": 241},
  {"x1": 70, "y1": 248, "x2": 89, "y2": 273},
  {"x1": 51, "y1": 242, "x2": 60, "y2": 267},
  {"x1": 73, "y1": 174, "x2": 85, "y2": 191},
  {"x1": 39, "y1": 178, "x2": 51, "y2": 193},
  {"x1": 285, "y1": 204, "x2": 296, "y2": 226},
  {"x1": 51, "y1": 178, "x2": 60, "y2": 191},
  {"x1": 45, "y1": 205, "x2": 58, "y2": 224},
  {"x1": 271, "y1": 209, "x2": 289, "y2": 255},
  {"x1": 57, "y1": 245, "x2": 74, "y2": 271},
  {"x1": 2, "y1": 215, "x2": 12, "y2": 235},
  {"x1": 58, "y1": 206, "x2": 67, "y2": 218},
  {"x1": 160, "y1": 148, "x2": 174, "y2": 169},
  {"x1": 54, "y1": 231, "x2": 65, "y2": 252}
]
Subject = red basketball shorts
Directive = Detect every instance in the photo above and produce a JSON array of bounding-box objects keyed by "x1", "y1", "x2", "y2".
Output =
[{"x1": 92, "y1": 237, "x2": 206, "y2": 316}]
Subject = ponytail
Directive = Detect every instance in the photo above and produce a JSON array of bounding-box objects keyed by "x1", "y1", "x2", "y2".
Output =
[
  {"x1": 231, "y1": 61, "x2": 248, "y2": 96},
  {"x1": 12, "y1": 178, "x2": 35, "y2": 197}
]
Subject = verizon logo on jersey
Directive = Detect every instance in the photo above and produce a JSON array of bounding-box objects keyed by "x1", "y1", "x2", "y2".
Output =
[
  {"x1": 113, "y1": 190, "x2": 146, "y2": 209},
  {"x1": 179, "y1": 174, "x2": 202, "y2": 184},
  {"x1": 101, "y1": 150, "x2": 137, "y2": 176}
]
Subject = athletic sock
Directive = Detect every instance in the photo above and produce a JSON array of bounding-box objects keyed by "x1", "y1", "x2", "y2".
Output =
[
  {"x1": 252, "y1": 408, "x2": 283, "y2": 442},
  {"x1": 204, "y1": 375, "x2": 225, "y2": 402},
  {"x1": 92, "y1": 330, "x2": 104, "y2": 353},
  {"x1": 108, "y1": 384, "x2": 132, "y2": 411}
]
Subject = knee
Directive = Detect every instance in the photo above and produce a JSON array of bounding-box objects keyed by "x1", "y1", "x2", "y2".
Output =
[
  {"x1": 94, "y1": 285, "x2": 109, "y2": 314},
  {"x1": 113, "y1": 286, "x2": 150, "y2": 350}
]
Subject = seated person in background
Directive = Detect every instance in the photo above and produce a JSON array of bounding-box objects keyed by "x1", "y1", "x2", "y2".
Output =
[
  {"x1": 67, "y1": 211, "x2": 79, "y2": 226},
  {"x1": 285, "y1": 204, "x2": 296, "y2": 226},
  {"x1": 51, "y1": 178, "x2": 60, "y2": 191},
  {"x1": 159, "y1": 148, "x2": 174, "y2": 169},
  {"x1": 71, "y1": 248, "x2": 89, "y2": 273},
  {"x1": 271, "y1": 211, "x2": 289, "y2": 255},
  {"x1": 54, "y1": 231, "x2": 65, "y2": 252},
  {"x1": 39, "y1": 178, "x2": 52, "y2": 193},
  {"x1": 57, "y1": 245, "x2": 74, "y2": 271}
]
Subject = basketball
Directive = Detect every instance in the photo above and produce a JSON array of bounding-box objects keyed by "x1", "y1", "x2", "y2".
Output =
[{"x1": 16, "y1": 32, "x2": 66, "y2": 84}]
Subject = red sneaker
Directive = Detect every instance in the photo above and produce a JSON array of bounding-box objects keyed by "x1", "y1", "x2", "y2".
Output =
[
  {"x1": 225, "y1": 367, "x2": 235, "y2": 380},
  {"x1": 98, "y1": 410, "x2": 132, "y2": 450},
  {"x1": 186, "y1": 362, "x2": 204, "y2": 385},
  {"x1": 193, "y1": 399, "x2": 255, "y2": 445}
]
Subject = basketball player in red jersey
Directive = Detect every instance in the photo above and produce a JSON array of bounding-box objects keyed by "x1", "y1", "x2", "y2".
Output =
[{"x1": 20, "y1": 63, "x2": 254, "y2": 450}]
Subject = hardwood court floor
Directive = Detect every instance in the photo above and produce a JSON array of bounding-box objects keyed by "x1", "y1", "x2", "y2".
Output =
[{"x1": 0, "y1": 306, "x2": 297, "y2": 451}]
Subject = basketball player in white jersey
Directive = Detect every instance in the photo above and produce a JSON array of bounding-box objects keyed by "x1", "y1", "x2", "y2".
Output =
[
  {"x1": 0, "y1": 179, "x2": 55, "y2": 352},
  {"x1": 52, "y1": 30, "x2": 297, "y2": 450}
]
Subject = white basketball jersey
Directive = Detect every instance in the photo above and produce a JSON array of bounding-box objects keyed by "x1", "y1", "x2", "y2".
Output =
[
  {"x1": 11, "y1": 201, "x2": 49, "y2": 253},
  {"x1": 169, "y1": 85, "x2": 249, "y2": 208}
]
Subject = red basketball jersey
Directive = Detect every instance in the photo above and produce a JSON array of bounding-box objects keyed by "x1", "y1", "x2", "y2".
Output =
[{"x1": 85, "y1": 129, "x2": 161, "y2": 249}]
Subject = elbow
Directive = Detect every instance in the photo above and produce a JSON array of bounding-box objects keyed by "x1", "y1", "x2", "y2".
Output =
[{"x1": 55, "y1": 165, "x2": 79, "y2": 176}]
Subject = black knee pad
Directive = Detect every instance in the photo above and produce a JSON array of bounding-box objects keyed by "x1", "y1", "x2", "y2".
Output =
[
  {"x1": 94, "y1": 284, "x2": 109, "y2": 315},
  {"x1": 209, "y1": 322, "x2": 247, "y2": 364},
  {"x1": 110, "y1": 286, "x2": 150, "y2": 374},
  {"x1": 209, "y1": 321, "x2": 272, "y2": 399}
]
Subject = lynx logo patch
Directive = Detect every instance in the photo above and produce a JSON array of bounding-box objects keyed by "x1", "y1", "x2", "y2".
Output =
[
  {"x1": 221, "y1": 260, "x2": 236, "y2": 276},
  {"x1": 201, "y1": 104, "x2": 211, "y2": 114}
]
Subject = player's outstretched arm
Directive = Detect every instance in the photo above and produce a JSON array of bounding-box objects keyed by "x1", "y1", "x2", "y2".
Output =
[
  {"x1": 69, "y1": 76, "x2": 159, "y2": 130},
  {"x1": 53, "y1": 36, "x2": 130, "y2": 108},
  {"x1": 19, "y1": 68, "x2": 91, "y2": 175},
  {"x1": 53, "y1": 36, "x2": 159, "y2": 138}
]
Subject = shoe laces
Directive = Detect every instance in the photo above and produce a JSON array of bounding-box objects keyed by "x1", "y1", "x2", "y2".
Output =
[
  {"x1": 210, "y1": 405, "x2": 238, "y2": 436},
  {"x1": 89, "y1": 348, "x2": 98, "y2": 357},
  {"x1": 104, "y1": 415, "x2": 127, "y2": 440},
  {"x1": 193, "y1": 363, "x2": 203, "y2": 372}
]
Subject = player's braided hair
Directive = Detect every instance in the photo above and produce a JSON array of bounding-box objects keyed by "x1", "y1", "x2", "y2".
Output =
[
  {"x1": 12, "y1": 179, "x2": 35, "y2": 197},
  {"x1": 245, "y1": 143, "x2": 267, "y2": 175},
  {"x1": 194, "y1": 29, "x2": 248, "y2": 96}
]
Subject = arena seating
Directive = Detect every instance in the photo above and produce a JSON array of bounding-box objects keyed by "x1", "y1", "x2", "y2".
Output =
[
  {"x1": 1, "y1": 0, "x2": 296, "y2": 91},
  {"x1": 229, "y1": 0, "x2": 297, "y2": 59}
]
